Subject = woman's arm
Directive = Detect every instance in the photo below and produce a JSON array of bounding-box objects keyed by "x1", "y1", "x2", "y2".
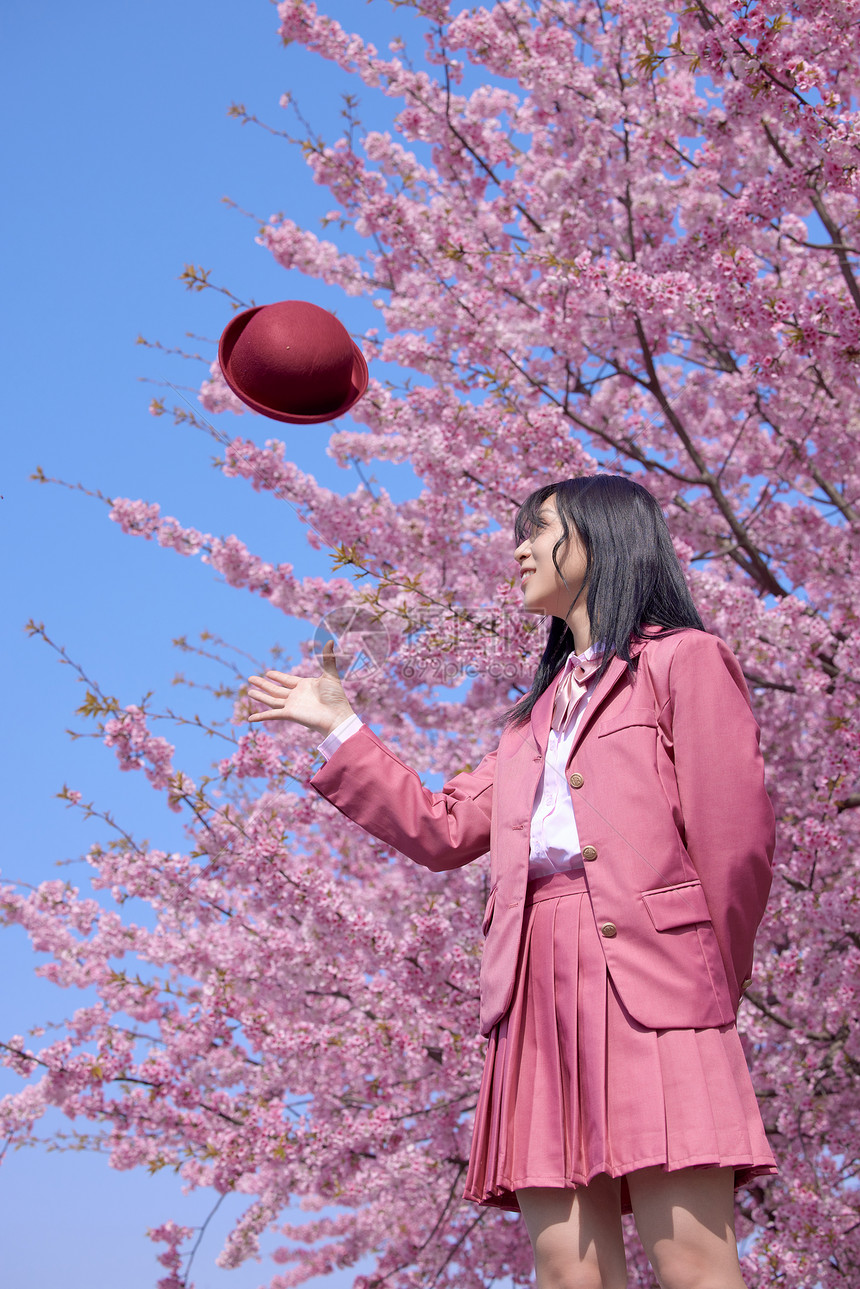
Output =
[
  {"x1": 662, "y1": 631, "x2": 775, "y2": 1002},
  {"x1": 310, "y1": 726, "x2": 496, "y2": 872},
  {"x1": 247, "y1": 642, "x2": 495, "y2": 871}
]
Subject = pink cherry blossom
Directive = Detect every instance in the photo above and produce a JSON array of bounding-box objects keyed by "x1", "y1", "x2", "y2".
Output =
[{"x1": 4, "y1": 3, "x2": 860, "y2": 1286}]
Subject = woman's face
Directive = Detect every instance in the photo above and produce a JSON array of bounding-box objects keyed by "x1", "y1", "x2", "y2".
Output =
[{"x1": 514, "y1": 497, "x2": 589, "y2": 623}]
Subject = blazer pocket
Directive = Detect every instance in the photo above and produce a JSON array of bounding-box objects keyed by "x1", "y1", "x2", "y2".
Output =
[
  {"x1": 598, "y1": 707, "x2": 658, "y2": 737},
  {"x1": 641, "y1": 879, "x2": 711, "y2": 931},
  {"x1": 481, "y1": 887, "x2": 497, "y2": 937}
]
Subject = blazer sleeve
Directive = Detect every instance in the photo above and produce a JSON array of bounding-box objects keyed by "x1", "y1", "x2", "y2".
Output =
[
  {"x1": 662, "y1": 632, "x2": 775, "y2": 1002},
  {"x1": 309, "y1": 724, "x2": 496, "y2": 872}
]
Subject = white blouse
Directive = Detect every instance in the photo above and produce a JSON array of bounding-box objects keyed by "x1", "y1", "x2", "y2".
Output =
[
  {"x1": 318, "y1": 645, "x2": 601, "y2": 877},
  {"x1": 525, "y1": 645, "x2": 601, "y2": 876}
]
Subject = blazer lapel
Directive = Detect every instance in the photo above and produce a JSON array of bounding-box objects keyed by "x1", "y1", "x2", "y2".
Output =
[
  {"x1": 529, "y1": 670, "x2": 561, "y2": 755},
  {"x1": 531, "y1": 634, "x2": 652, "y2": 752},
  {"x1": 568, "y1": 654, "x2": 629, "y2": 757},
  {"x1": 529, "y1": 653, "x2": 631, "y2": 756}
]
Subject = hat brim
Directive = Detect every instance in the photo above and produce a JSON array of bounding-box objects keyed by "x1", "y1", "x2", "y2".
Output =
[{"x1": 218, "y1": 306, "x2": 370, "y2": 425}]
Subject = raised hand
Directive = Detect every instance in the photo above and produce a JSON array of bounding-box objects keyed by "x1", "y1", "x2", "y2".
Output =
[{"x1": 247, "y1": 639, "x2": 355, "y2": 738}]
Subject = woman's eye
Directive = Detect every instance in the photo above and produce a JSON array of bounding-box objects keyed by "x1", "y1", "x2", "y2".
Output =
[{"x1": 517, "y1": 518, "x2": 545, "y2": 543}]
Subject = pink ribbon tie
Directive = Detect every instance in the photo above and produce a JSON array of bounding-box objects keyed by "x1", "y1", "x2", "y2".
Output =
[{"x1": 551, "y1": 654, "x2": 603, "y2": 730}]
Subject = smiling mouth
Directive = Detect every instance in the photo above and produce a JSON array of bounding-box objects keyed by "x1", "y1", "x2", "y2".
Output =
[{"x1": 520, "y1": 569, "x2": 535, "y2": 583}]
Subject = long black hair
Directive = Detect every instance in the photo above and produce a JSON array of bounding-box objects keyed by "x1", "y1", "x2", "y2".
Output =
[{"x1": 507, "y1": 475, "x2": 705, "y2": 727}]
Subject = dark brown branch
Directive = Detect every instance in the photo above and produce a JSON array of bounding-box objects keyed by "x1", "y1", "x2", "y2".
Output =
[
  {"x1": 761, "y1": 122, "x2": 860, "y2": 314},
  {"x1": 0, "y1": 1043, "x2": 244, "y2": 1127},
  {"x1": 633, "y1": 316, "x2": 787, "y2": 597},
  {"x1": 743, "y1": 673, "x2": 796, "y2": 694},
  {"x1": 808, "y1": 189, "x2": 860, "y2": 316},
  {"x1": 440, "y1": 62, "x2": 544, "y2": 234}
]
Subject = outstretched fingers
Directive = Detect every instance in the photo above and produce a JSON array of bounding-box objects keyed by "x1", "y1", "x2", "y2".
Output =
[
  {"x1": 247, "y1": 674, "x2": 296, "y2": 694},
  {"x1": 247, "y1": 674, "x2": 295, "y2": 720}
]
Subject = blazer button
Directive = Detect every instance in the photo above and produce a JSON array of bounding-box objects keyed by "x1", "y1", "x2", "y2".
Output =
[
  {"x1": 582, "y1": 845, "x2": 598, "y2": 862},
  {"x1": 600, "y1": 921, "x2": 618, "y2": 938},
  {"x1": 740, "y1": 977, "x2": 753, "y2": 992},
  {"x1": 569, "y1": 772, "x2": 584, "y2": 788}
]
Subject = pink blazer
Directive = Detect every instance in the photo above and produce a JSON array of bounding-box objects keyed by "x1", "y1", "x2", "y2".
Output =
[{"x1": 311, "y1": 629, "x2": 775, "y2": 1037}]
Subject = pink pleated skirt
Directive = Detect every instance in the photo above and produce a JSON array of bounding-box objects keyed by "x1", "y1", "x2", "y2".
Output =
[{"x1": 463, "y1": 869, "x2": 777, "y2": 1215}]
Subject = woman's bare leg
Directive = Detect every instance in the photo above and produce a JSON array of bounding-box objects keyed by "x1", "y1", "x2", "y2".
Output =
[
  {"x1": 517, "y1": 1177, "x2": 628, "y2": 1289},
  {"x1": 626, "y1": 1166, "x2": 747, "y2": 1289}
]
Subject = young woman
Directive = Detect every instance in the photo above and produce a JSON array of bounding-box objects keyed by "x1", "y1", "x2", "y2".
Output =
[{"x1": 247, "y1": 475, "x2": 777, "y2": 1289}]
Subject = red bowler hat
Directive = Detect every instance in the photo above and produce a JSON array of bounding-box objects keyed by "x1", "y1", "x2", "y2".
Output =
[{"x1": 218, "y1": 299, "x2": 369, "y2": 424}]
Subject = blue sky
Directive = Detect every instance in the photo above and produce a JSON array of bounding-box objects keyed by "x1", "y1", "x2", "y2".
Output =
[{"x1": 1, "y1": 2, "x2": 433, "y2": 1285}]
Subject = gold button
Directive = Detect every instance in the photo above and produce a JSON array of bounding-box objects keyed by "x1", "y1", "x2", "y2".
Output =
[
  {"x1": 582, "y1": 845, "x2": 598, "y2": 862},
  {"x1": 569, "y1": 772, "x2": 584, "y2": 788},
  {"x1": 600, "y1": 922, "x2": 618, "y2": 938},
  {"x1": 740, "y1": 977, "x2": 753, "y2": 992}
]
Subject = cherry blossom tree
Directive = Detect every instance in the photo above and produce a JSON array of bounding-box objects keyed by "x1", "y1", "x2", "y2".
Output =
[{"x1": 4, "y1": 2, "x2": 860, "y2": 1286}]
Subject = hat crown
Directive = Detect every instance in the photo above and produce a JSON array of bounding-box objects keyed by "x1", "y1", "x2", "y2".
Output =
[{"x1": 221, "y1": 300, "x2": 363, "y2": 420}]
